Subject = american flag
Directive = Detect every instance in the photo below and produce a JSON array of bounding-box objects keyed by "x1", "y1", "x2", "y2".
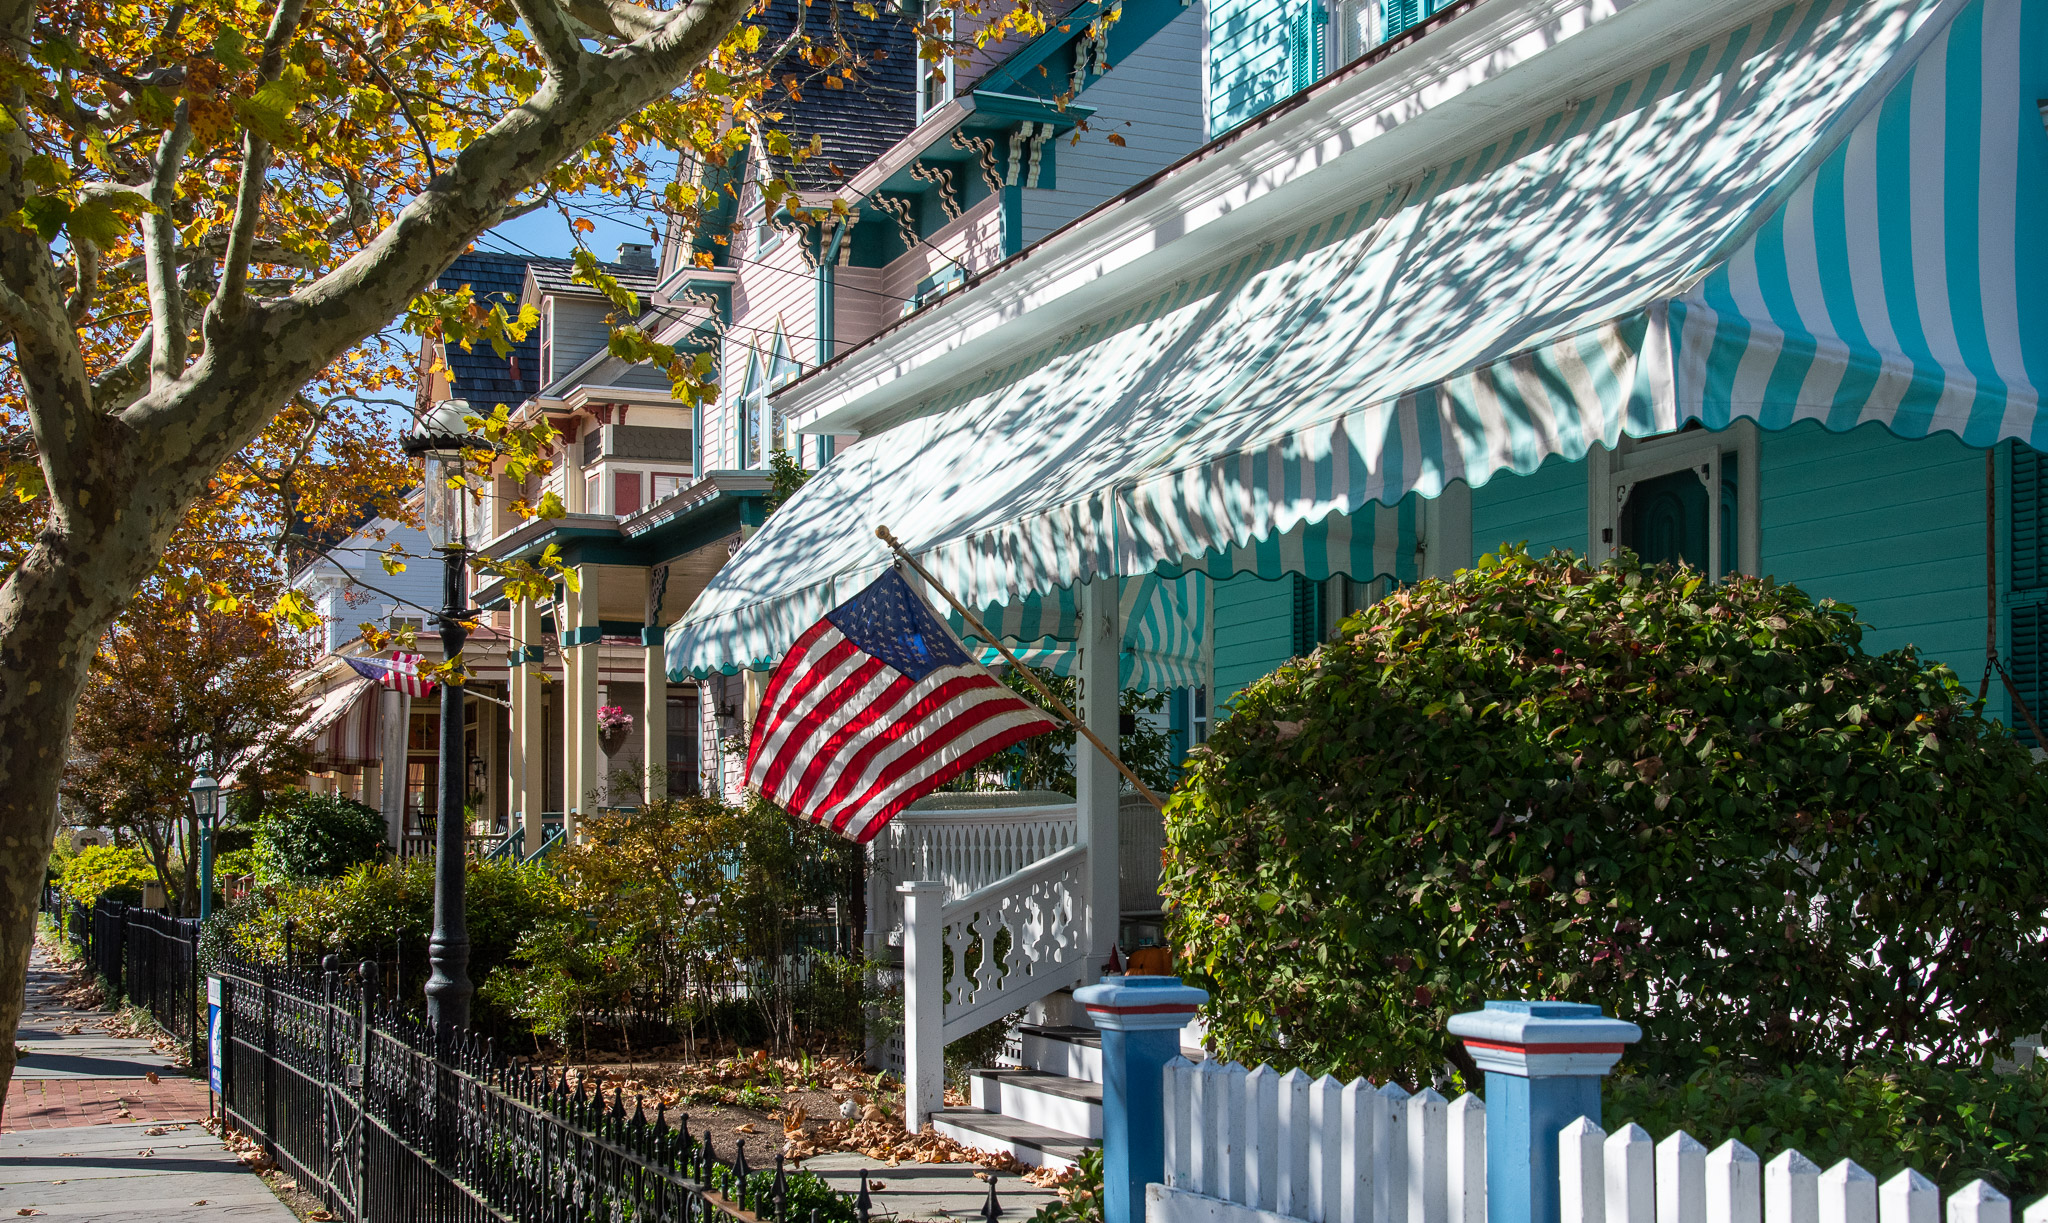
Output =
[
  {"x1": 346, "y1": 650, "x2": 437, "y2": 698},
  {"x1": 747, "y1": 568, "x2": 1059, "y2": 843}
]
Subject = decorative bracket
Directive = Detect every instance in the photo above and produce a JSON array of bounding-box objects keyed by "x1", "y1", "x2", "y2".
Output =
[
  {"x1": 909, "y1": 161, "x2": 962, "y2": 221},
  {"x1": 1006, "y1": 122, "x2": 1055, "y2": 188},
  {"x1": 951, "y1": 130, "x2": 1005, "y2": 194},
  {"x1": 872, "y1": 194, "x2": 921, "y2": 253}
]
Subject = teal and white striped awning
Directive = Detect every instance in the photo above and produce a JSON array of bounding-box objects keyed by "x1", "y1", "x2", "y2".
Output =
[
  {"x1": 945, "y1": 572, "x2": 1210, "y2": 692},
  {"x1": 671, "y1": 0, "x2": 2042, "y2": 678}
]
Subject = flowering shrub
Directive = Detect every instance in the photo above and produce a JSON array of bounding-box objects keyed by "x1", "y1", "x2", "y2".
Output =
[
  {"x1": 596, "y1": 705, "x2": 634, "y2": 734},
  {"x1": 1162, "y1": 546, "x2": 2048, "y2": 1084}
]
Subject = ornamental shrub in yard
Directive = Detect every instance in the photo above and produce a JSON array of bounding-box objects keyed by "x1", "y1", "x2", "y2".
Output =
[
  {"x1": 1161, "y1": 546, "x2": 2048, "y2": 1086},
  {"x1": 254, "y1": 791, "x2": 386, "y2": 881}
]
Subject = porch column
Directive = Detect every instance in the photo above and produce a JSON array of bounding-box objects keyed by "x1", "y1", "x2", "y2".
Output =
[
  {"x1": 512, "y1": 598, "x2": 545, "y2": 855},
  {"x1": 642, "y1": 629, "x2": 668, "y2": 805},
  {"x1": 378, "y1": 687, "x2": 410, "y2": 846},
  {"x1": 1076, "y1": 576, "x2": 1122, "y2": 978},
  {"x1": 563, "y1": 571, "x2": 600, "y2": 841}
]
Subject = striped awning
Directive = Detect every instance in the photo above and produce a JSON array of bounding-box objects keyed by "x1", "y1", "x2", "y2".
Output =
[
  {"x1": 671, "y1": 0, "x2": 2036, "y2": 678},
  {"x1": 948, "y1": 571, "x2": 1213, "y2": 692}
]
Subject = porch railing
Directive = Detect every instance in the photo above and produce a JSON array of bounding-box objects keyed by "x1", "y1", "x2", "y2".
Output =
[
  {"x1": 901, "y1": 842, "x2": 1091, "y2": 1129},
  {"x1": 867, "y1": 798, "x2": 1079, "y2": 954}
]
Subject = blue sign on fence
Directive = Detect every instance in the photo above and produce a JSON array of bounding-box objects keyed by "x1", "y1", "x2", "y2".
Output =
[{"x1": 206, "y1": 976, "x2": 222, "y2": 1094}]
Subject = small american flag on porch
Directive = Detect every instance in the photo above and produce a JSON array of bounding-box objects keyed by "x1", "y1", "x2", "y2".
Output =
[
  {"x1": 345, "y1": 650, "x2": 437, "y2": 698},
  {"x1": 747, "y1": 567, "x2": 1058, "y2": 843}
]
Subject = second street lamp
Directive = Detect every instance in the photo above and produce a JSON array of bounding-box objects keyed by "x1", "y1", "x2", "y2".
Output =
[
  {"x1": 405, "y1": 398, "x2": 482, "y2": 1030},
  {"x1": 188, "y1": 772, "x2": 219, "y2": 921}
]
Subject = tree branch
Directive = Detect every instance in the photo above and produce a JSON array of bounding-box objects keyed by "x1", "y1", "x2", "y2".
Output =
[
  {"x1": 217, "y1": 0, "x2": 308, "y2": 315},
  {"x1": 514, "y1": 0, "x2": 594, "y2": 73},
  {"x1": 562, "y1": 0, "x2": 672, "y2": 42},
  {"x1": 90, "y1": 329, "x2": 153, "y2": 410},
  {"x1": 142, "y1": 104, "x2": 192, "y2": 387},
  {"x1": 64, "y1": 241, "x2": 97, "y2": 325}
]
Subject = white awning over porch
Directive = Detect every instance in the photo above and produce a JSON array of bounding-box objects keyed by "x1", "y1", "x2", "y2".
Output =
[{"x1": 670, "y1": 0, "x2": 2043, "y2": 677}]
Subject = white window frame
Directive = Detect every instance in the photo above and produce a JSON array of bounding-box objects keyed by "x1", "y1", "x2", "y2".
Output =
[
  {"x1": 1587, "y1": 420, "x2": 1761, "y2": 577},
  {"x1": 1331, "y1": 0, "x2": 1384, "y2": 70},
  {"x1": 538, "y1": 297, "x2": 555, "y2": 385}
]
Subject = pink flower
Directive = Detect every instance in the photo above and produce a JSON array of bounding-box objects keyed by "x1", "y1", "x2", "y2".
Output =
[{"x1": 596, "y1": 705, "x2": 634, "y2": 733}]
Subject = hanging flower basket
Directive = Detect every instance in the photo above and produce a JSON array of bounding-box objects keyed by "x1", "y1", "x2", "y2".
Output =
[{"x1": 597, "y1": 705, "x2": 634, "y2": 757}]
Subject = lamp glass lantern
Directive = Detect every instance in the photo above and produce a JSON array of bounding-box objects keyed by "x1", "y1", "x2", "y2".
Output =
[
  {"x1": 188, "y1": 772, "x2": 219, "y2": 820},
  {"x1": 189, "y1": 772, "x2": 220, "y2": 921},
  {"x1": 410, "y1": 398, "x2": 480, "y2": 550}
]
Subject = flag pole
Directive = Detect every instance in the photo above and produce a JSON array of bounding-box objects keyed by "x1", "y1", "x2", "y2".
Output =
[{"x1": 876, "y1": 527, "x2": 1167, "y2": 813}]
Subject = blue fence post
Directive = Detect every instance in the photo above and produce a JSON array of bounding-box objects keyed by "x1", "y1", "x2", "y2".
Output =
[
  {"x1": 1072, "y1": 975, "x2": 1208, "y2": 1223},
  {"x1": 1446, "y1": 1002, "x2": 1641, "y2": 1223}
]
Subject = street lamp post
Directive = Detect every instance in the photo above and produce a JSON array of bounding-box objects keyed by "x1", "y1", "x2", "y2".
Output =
[
  {"x1": 405, "y1": 398, "x2": 482, "y2": 1030},
  {"x1": 188, "y1": 772, "x2": 220, "y2": 921}
]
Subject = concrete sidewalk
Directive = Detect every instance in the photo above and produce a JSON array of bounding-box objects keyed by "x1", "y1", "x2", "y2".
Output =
[
  {"x1": 799, "y1": 1151, "x2": 1061, "y2": 1223},
  {"x1": 0, "y1": 1121, "x2": 296, "y2": 1220},
  {"x1": 0, "y1": 944, "x2": 292, "y2": 1219}
]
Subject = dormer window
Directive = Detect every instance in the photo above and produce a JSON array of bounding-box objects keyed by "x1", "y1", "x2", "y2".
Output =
[{"x1": 918, "y1": 15, "x2": 957, "y2": 122}]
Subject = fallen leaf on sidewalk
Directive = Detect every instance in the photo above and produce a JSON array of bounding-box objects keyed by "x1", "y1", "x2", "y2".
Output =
[
  {"x1": 191, "y1": 1202, "x2": 207, "y2": 1207},
  {"x1": 135, "y1": 1149, "x2": 154, "y2": 1157},
  {"x1": 16, "y1": 1208, "x2": 41, "y2": 1215},
  {"x1": 145, "y1": 1071, "x2": 159, "y2": 1085},
  {"x1": 142, "y1": 1127, "x2": 168, "y2": 1136}
]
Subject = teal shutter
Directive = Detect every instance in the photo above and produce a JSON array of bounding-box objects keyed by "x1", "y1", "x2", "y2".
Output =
[
  {"x1": 1288, "y1": 5, "x2": 1325, "y2": 93},
  {"x1": 2011, "y1": 444, "x2": 2048, "y2": 743},
  {"x1": 1383, "y1": 0, "x2": 1421, "y2": 38},
  {"x1": 1290, "y1": 575, "x2": 1325, "y2": 657}
]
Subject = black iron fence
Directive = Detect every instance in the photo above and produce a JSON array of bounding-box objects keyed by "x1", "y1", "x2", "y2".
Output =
[
  {"x1": 55, "y1": 893, "x2": 203, "y2": 1068},
  {"x1": 216, "y1": 952, "x2": 859, "y2": 1223}
]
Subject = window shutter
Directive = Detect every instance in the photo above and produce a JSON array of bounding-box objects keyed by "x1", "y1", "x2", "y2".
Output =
[
  {"x1": 1291, "y1": 575, "x2": 1325, "y2": 657},
  {"x1": 1288, "y1": 5, "x2": 1325, "y2": 94},
  {"x1": 1383, "y1": 0, "x2": 1420, "y2": 38},
  {"x1": 2010, "y1": 445, "x2": 2048, "y2": 743},
  {"x1": 2014, "y1": 444, "x2": 2046, "y2": 590}
]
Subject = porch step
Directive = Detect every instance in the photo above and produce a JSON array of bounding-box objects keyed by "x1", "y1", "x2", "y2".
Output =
[
  {"x1": 931, "y1": 1107, "x2": 1094, "y2": 1171},
  {"x1": 970, "y1": 1069, "x2": 1103, "y2": 1138},
  {"x1": 1019, "y1": 1025, "x2": 1101, "y2": 1082},
  {"x1": 1018, "y1": 1023, "x2": 1207, "y2": 1083}
]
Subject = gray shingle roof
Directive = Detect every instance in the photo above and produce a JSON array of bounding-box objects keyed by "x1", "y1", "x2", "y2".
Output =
[
  {"x1": 435, "y1": 251, "x2": 542, "y2": 412},
  {"x1": 529, "y1": 256, "x2": 660, "y2": 297},
  {"x1": 756, "y1": 0, "x2": 918, "y2": 191}
]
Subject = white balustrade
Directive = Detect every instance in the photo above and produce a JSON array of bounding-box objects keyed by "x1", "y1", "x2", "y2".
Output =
[
  {"x1": 869, "y1": 801, "x2": 1077, "y2": 951},
  {"x1": 898, "y1": 842, "x2": 1091, "y2": 1130}
]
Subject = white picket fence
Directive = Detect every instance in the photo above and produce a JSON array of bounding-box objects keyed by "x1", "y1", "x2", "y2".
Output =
[
  {"x1": 1559, "y1": 1118, "x2": 2048, "y2": 1223},
  {"x1": 1157, "y1": 1057, "x2": 1485, "y2": 1223}
]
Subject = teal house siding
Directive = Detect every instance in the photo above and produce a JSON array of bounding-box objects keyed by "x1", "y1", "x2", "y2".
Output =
[
  {"x1": 1756, "y1": 421, "x2": 1999, "y2": 722},
  {"x1": 1211, "y1": 572, "x2": 1297, "y2": 712},
  {"x1": 1207, "y1": 0, "x2": 1300, "y2": 137},
  {"x1": 1469, "y1": 457, "x2": 1587, "y2": 564}
]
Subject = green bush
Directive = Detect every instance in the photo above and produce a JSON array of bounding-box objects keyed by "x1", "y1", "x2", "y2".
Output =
[
  {"x1": 255, "y1": 791, "x2": 385, "y2": 880},
  {"x1": 1163, "y1": 546, "x2": 2048, "y2": 1084},
  {"x1": 209, "y1": 856, "x2": 569, "y2": 1023},
  {"x1": 57, "y1": 844, "x2": 156, "y2": 906},
  {"x1": 1606, "y1": 1058, "x2": 2048, "y2": 1200}
]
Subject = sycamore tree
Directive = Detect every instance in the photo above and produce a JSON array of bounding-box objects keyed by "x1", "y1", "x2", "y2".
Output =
[{"x1": 0, "y1": 0, "x2": 1066, "y2": 1116}]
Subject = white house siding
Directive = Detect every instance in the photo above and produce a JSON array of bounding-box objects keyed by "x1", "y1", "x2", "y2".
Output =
[
  {"x1": 1017, "y1": 6, "x2": 1210, "y2": 247},
  {"x1": 880, "y1": 194, "x2": 1006, "y2": 305}
]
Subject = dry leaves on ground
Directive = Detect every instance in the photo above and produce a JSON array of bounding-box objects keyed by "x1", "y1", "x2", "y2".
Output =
[{"x1": 782, "y1": 1116, "x2": 1027, "y2": 1171}]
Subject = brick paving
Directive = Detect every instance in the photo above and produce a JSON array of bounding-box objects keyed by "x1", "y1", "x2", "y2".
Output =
[{"x1": 3, "y1": 1076, "x2": 212, "y2": 1131}]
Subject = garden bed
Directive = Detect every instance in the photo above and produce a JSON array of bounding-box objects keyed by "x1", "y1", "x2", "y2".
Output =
[{"x1": 528, "y1": 1047, "x2": 1043, "y2": 1175}]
